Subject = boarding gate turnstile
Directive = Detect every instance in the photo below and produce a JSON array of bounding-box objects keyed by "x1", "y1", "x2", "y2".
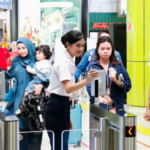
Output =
[
  {"x1": 90, "y1": 105, "x2": 136, "y2": 150},
  {"x1": 0, "y1": 113, "x2": 19, "y2": 150}
]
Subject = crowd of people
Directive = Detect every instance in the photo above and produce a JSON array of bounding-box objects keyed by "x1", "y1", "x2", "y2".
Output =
[{"x1": 0, "y1": 29, "x2": 150, "y2": 150}]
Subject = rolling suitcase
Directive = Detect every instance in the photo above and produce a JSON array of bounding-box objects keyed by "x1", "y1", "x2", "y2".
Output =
[{"x1": 68, "y1": 103, "x2": 82, "y2": 147}]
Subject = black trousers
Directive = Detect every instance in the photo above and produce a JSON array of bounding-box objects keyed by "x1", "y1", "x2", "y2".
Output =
[
  {"x1": 19, "y1": 128, "x2": 43, "y2": 150},
  {"x1": 45, "y1": 94, "x2": 70, "y2": 150}
]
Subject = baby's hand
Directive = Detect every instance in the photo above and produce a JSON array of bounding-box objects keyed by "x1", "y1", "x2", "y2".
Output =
[
  {"x1": 16, "y1": 109, "x2": 21, "y2": 115},
  {"x1": 46, "y1": 92, "x2": 50, "y2": 97},
  {"x1": 11, "y1": 78, "x2": 14, "y2": 88},
  {"x1": 26, "y1": 65, "x2": 31, "y2": 71}
]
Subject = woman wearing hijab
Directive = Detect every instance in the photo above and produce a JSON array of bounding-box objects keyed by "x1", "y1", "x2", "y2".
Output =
[
  {"x1": 7, "y1": 41, "x2": 19, "y2": 68},
  {"x1": 6, "y1": 37, "x2": 47, "y2": 150}
]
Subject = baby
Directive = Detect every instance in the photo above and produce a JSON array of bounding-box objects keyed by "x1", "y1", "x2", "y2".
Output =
[{"x1": 25, "y1": 45, "x2": 52, "y2": 95}]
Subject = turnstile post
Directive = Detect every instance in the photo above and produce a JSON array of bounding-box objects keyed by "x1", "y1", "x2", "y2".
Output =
[{"x1": 99, "y1": 118, "x2": 109, "y2": 150}]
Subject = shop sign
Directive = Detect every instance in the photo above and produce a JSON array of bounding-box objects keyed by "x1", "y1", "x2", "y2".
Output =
[
  {"x1": 93, "y1": 22, "x2": 122, "y2": 29},
  {"x1": 0, "y1": 0, "x2": 12, "y2": 9}
]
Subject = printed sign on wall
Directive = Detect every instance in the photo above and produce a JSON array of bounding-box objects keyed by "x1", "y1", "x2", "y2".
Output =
[{"x1": 40, "y1": 0, "x2": 80, "y2": 45}]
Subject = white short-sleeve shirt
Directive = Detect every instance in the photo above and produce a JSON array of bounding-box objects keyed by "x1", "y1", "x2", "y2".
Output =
[{"x1": 46, "y1": 51, "x2": 76, "y2": 97}]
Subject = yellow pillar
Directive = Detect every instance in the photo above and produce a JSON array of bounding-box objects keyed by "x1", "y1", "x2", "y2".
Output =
[{"x1": 127, "y1": 0, "x2": 150, "y2": 106}]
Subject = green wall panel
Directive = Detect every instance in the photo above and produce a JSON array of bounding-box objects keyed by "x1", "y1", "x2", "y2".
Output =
[
  {"x1": 127, "y1": 0, "x2": 150, "y2": 106},
  {"x1": 145, "y1": 0, "x2": 150, "y2": 61},
  {"x1": 127, "y1": 0, "x2": 144, "y2": 62},
  {"x1": 144, "y1": 63, "x2": 150, "y2": 106},
  {"x1": 127, "y1": 62, "x2": 144, "y2": 106},
  {"x1": 89, "y1": 13, "x2": 126, "y2": 30}
]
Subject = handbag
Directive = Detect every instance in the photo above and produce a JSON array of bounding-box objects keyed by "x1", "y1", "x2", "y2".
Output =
[{"x1": 19, "y1": 92, "x2": 48, "y2": 131}]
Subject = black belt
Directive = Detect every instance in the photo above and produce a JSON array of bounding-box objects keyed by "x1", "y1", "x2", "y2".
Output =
[{"x1": 50, "y1": 93, "x2": 69, "y2": 100}]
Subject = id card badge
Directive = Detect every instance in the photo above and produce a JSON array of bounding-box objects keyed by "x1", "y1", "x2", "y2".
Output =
[{"x1": 106, "y1": 88, "x2": 110, "y2": 95}]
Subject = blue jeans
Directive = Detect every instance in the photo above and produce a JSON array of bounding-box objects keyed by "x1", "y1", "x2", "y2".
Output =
[{"x1": 26, "y1": 76, "x2": 43, "y2": 93}]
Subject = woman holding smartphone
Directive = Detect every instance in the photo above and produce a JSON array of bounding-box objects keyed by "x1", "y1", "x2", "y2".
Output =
[
  {"x1": 86, "y1": 36, "x2": 131, "y2": 110},
  {"x1": 45, "y1": 30, "x2": 99, "y2": 150}
]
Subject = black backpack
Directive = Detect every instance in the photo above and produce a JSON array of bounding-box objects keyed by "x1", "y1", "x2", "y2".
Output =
[{"x1": 19, "y1": 92, "x2": 48, "y2": 131}]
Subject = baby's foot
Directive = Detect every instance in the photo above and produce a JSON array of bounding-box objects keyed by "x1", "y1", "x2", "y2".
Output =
[{"x1": 16, "y1": 109, "x2": 21, "y2": 115}]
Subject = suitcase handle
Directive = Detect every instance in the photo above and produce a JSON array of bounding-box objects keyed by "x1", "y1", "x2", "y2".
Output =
[
  {"x1": 70, "y1": 99, "x2": 76, "y2": 109},
  {"x1": 70, "y1": 99, "x2": 79, "y2": 109}
]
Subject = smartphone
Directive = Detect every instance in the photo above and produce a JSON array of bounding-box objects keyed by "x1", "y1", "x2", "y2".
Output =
[{"x1": 116, "y1": 74, "x2": 119, "y2": 80}]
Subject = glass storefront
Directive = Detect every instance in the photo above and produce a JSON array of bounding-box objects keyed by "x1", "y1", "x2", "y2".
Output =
[{"x1": 0, "y1": 10, "x2": 10, "y2": 49}]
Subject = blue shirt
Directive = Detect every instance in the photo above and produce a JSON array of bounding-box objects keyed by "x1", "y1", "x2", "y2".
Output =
[
  {"x1": 2, "y1": 87, "x2": 14, "y2": 102},
  {"x1": 86, "y1": 61, "x2": 131, "y2": 108},
  {"x1": 1, "y1": 87, "x2": 14, "y2": 115},
  {"x1": 74, "y1": 48, "x2": 122, "y2": 79}
]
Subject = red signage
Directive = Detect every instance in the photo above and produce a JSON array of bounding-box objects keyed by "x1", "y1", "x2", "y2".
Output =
[
  {"x1": 128, "y1": 126, "x2": 133, "y2": 136},
  {"x1": 93, "y1": 22, "x2": 122, "y2": 29},
  {"x1": 125, "y1": 126, "x2": 136, "y2": 137}
]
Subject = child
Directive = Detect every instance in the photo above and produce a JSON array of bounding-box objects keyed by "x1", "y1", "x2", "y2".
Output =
[{"x1": 25, "y1": 45, "x2": 52, "y2": 95}]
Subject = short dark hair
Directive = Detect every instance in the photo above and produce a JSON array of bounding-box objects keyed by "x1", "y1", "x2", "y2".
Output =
[
  {"x1": 95, "y1": 36, "x2": 121, "y2": 65},
  {"x1": 36, "y1": 45, "x2": 52, "y2": 59},
  {"x1": 97, "y1": 29, "x2": 110, "y2": 39},
  {"x1": 61, "y1": 30, "x2": 84, "y2": 48}
]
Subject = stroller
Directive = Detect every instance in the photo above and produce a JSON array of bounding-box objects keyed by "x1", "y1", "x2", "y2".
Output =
[{"x1": 18, "y1": 92, "x2": 48, "y2": 131}]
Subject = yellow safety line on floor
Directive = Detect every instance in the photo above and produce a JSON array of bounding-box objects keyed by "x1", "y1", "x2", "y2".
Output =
[
  {"x1": 137, "y1": 124, "x2": 150, "y2": 136},
  {"x1": 0, "y1": 101, "x2": 7, "y2": 103},
  {"x1": 78, "y1": 101, "x2": 150, "y2": 137},
  {"x1": 77, "y1": 101, "x2": 90, "y2": 111}
]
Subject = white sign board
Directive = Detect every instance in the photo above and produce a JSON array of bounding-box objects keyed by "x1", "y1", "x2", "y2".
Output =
[
  {"x1": 87, "y1": 38, "x2": 97, "y2": 51},
  {"x1": 88, "y1": 0, "x2": 117, "y2": 12}
]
